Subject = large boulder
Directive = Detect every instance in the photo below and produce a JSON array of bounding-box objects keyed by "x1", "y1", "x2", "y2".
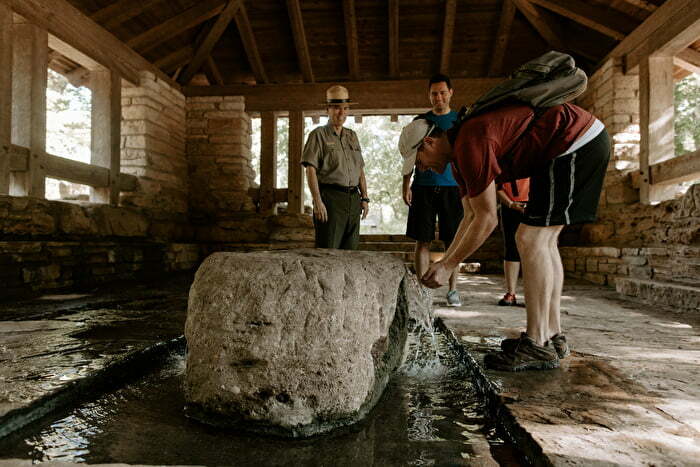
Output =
[{"x1": 184, "y1": 249, "x2": 410, "y2": 437}]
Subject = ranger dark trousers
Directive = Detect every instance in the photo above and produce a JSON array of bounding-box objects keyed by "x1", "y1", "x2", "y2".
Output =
[{"x1": 314, "y1": 185, "x2": 361, "y2": 250}]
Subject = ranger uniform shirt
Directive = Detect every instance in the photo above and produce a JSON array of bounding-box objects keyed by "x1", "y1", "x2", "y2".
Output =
[{"x1": 301, "y1": 124, "x2": 365, "y2": 187}]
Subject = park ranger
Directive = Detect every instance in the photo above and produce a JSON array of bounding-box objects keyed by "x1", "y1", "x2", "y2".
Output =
[{"x1": 302, "y1": 85, "x2": 370, "y2": 249}]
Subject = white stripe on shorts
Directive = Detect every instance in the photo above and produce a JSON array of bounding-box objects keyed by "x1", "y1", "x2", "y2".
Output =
[
  {"x1": 546, "y1": 160, "x2": 555, "y2": 226},
  {"x1": 564, "y1": 152, "x2": 576, "y2": 224}
]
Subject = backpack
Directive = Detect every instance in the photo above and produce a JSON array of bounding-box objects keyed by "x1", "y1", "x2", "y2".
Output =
[{"x1": 447, "y1": 50, "x2": 588, "y2": 195}]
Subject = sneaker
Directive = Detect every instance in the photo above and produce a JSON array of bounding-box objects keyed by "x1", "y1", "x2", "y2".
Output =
[
  {"x1": 446, "y1": 290, "x2": 461, "y2": 307},
  {"x1": 485, "y1": 333, "x2": 559, "y2": 371},
  {"x1": 498, "y1": 293, "x2": 518, "y2": 306},
  {"x1": 551, "y1": 333, "x2": 570, "y2": 358},
  {"x1": 501, "y1": 332, "x2": 571, "y2": 359}
]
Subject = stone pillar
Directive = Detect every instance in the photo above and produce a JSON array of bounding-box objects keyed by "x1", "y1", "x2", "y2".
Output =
[{"x1": 120, "y1": 71, "x2": 187, "y2": 215}]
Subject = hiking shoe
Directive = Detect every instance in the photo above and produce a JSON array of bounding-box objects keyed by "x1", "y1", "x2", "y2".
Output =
[
  {"x1": 446, "y1": 290, "x2": 461, "y2": 307},
  {"x1": 498, "y1": 293, "x2": 518, "y2": 306},
  {"x1": 551, "y1": 333, "x2": 570, "y2": 358},
  {"x1": 485, "y1": 333, "x2": 559, "y2": 371}
]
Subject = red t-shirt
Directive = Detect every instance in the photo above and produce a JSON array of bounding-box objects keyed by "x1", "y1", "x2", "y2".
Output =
[{"x1": 451, "y1": 103, "x2": 595, "y2": 198}]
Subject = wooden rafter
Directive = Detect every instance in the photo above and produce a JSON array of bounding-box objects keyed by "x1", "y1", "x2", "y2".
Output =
[
  {"x1": 91, "y1": 0, "x2": 162, "y2": 30},
  {"x1": 528, "y1": 0, "x2": 637, "y2": 41},
  {"x1": 205, "y1": 55, "x2": 225, "y2": 85},
  {"x1": 511, "y1": 0, "x2": 567, "y2": 51},
  {"x1": 620, "y1": 0, "x2": 657, "y2": 12},
  {"x1": 342, "y1": 0, "x2": 360, "y2": 80},
  {"x1": 234, "y1": 2, "x2": 268, "y2": 84},
  {"x1": 674, "y1": 50, "x2": 700, "y2": 75},
  {"x1": 178, "y1": 0, "x2": 242, "y2": 85},
  {"x1": 440, "y1": 0, "x2": 457, "y2": 74},
  {"x1": 154, "y1": 46, "x2": 194, "y2": 73},
  {"x1": 126, "y1": 0, "x2": 226, "y2": 54},
  {"x1": 388, "y1": 0, "x2": 399, "y2": 78},
  {"x1": 489, "y1": 0, "x2": 516, "y2": 77},
  {"x1": 286, "y1": 0, "x2": 314, "y2": 82}
]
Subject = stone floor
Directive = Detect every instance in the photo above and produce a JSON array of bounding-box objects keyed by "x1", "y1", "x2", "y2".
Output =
[{"x1": 434, "y1": 274, "x2": 700, "y2": 466}]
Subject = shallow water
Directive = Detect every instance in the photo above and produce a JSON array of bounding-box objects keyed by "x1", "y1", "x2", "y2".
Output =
[{"x1": 0, "y1": 330, "x2": 520, "y2": 466}]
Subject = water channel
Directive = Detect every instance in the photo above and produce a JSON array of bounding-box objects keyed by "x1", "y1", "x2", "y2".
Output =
[{"x1": 0, "y1": 325, "x2": 521, "y2": 466}]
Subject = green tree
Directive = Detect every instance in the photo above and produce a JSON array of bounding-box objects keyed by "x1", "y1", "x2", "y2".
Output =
[{"x1": 674, "y1": 74, "x2": 700, "y2": 156}]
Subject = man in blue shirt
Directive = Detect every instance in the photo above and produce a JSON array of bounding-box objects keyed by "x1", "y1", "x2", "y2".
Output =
[{"x1": 401, "y1": 74, "x2": 466, "y2": 306}]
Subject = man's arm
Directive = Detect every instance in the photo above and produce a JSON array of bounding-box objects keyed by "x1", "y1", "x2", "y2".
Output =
[
  {"x1": 305, "y1": 165, "x2": 327, "y2": 223},
  {"x1": 359, "y1": 167, "x2": 369, "y2": 220},
  {"x1": 422, "y1": 181, "x2": 499, "y2": 288},
  {"x1": 402, "y1": 174, "x2": 412, "y2": 206}
]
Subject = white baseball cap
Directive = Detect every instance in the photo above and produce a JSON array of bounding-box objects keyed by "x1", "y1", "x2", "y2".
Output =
[{"x1": 399, "y1": 119, "x2": 436, "y2": 176}]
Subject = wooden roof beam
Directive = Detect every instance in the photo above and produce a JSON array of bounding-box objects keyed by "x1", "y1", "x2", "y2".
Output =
[
  {"x1": 489, "y1": 0, "x2": 516, "y2": 76},
  {"x1": 528, "y1": 0, "x2": 638, "y2": 41},
  {"x1": 342, "y1": 0, "x2": 360, "y2": 80},
  {"x1": 183, "y1": 78, "x2": 505, "y2": 111},
  {"x1": 388, "y1": 0, "x2": 399, "y2": 78},
  {"x1": 178, "y1": 0, "x2": 242, "y2": 85},
  {"x1": 511, "y1": 0, "x2": 567, "y2": 51},
  {"x1": 154, "y1": 46, "x2": 194, "y2": 73},
  {"x1": 91, "y1": 0, "x2": 162, "y2": 30},
  {"x1": 286, "y1": 0, "x2": 314, "y2": 83},
  {"x1": 620, "y1": 0, "x2": 657, "y2": 12},
  {"x1": 127, "y1": 0, "x2": 227, "y2": 54},
  {"x1": 234, "y1": 2, "x2": 268, "y2": 84},
  {"x1": 440, "y1": 0, "x2": 457, "y2": 75},
  {"x1": 2, "y1": 0, "x2": 176, "y2": 87},
  {"x1": 674, "y1": 48, "x2": 700, "y2": 75},
  {"x1": 204, "y1": 56, "x2": 225, "y2": 85}
]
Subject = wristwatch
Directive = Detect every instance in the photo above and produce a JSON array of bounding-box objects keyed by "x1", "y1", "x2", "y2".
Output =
[{"x1": 361, "y1": 197, "x2": 370, "y2": 203}]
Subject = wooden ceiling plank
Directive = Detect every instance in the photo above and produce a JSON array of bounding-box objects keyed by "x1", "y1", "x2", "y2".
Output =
[
  {"x1": 388, "y1": 0, "x2": 399, "y2": 78},
  {"x1": 1, "y1": 0, "x2": 175, "y2": 87},
  {"x1": 488, "y1": 0, "x2": 517, "y2": 77},
  {"x1": 91, "y1": 0, "x2": 161, "y2": 30},
  {"x1": 205, "y1": 55, "x2": 225, "y2": 85},
  {"x1": 511, "y1": 0, "x2": 567, "y2": 51},
  {"x1": 234, "y1": 2, "x2": 269, "y2": 84},
  {"x1": 286, "y1": 0, "x2": 314, "y2": 83},
  {"x1": 677, "y1": 47, "x2": 700, "y2": 68},
  {"x1": 154, "y1": 46, "x2": 194, "y2": 72},
  {"x1": 127, "y1": 0, "x2": 227, "y2": 54},
  {"x1": 440, "y1": 0, "x2": 457, "y2": 74},
  {"x1": 620, "y1": 0, "x2": 657, "y2": 12},
  {"x1": 342, "y1": 0, "x2": 360, "y2": 80},
  {"x1": 178, "y1": 0, "x2": 242, "y2": 85},
  {"x1": 528, "y1": 0, "x2": 637, "y2": 41},
  {"x1": 183, "y1": 78, "x2": 506, "y2": 111}
]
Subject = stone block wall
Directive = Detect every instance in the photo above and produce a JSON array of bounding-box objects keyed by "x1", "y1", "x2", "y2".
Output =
[{"x1": 121, "y1": 71, "x2": 188, "y2": 215}]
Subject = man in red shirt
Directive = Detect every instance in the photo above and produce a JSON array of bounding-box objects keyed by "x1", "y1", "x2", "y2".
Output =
[{"x1": 398, "y1": 102, "x2": 610, "y2": 371}]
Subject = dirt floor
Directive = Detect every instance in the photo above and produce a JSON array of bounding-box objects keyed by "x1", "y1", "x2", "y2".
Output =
[{"x1": 433, "y1": 274, "x2": 700, "y2": 466}]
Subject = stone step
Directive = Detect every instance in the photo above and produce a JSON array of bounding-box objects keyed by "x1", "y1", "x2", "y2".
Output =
[{"x1": 616, "y1": 278, "x2": 700, "y2": 312}]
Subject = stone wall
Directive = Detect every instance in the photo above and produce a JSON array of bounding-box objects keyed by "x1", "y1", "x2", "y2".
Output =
[{"x1": 569, "y1": 58, "x2": 700, "y2": 289}]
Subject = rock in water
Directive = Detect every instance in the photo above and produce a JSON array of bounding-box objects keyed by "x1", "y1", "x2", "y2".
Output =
[{"x1": 184, "y1": 249, "x2": 409, "y2": 437}]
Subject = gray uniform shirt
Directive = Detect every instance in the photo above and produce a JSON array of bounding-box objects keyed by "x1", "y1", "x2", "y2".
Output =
[{"x1": 301, "y1": 124, "x2": 365, "y2": 187}]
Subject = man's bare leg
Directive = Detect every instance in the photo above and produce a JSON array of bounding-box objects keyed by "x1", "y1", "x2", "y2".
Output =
[
  {"x1": 448, "y1": 267, "x2": 459, "y2": 291},
  {"x1": 503, "y1": 260, "x2": 520, "y2": 295},
  {"x1": 414, "y1": 241, "x2": 431, "y2": 280},
  {"x1": 516, "y1": 224, "x2": 561, "y2": 345},
  {"x1": 548, "y1": 227, "x2": 564, "y2": 337}
]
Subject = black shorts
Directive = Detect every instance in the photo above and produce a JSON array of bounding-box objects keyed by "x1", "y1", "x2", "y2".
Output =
[
  {"x1": 406, "y1": 185, "x2": 464, "y2": 245},
  {"x1": 523, "y1": 129, "x2": 611, "y2": 227},
  {"x1": 499, "y1": 204, "x2": 524, "y2": 262}
]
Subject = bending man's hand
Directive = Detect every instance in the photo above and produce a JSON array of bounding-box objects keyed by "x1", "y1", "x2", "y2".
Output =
[
  {"x1": 421, "y1": 261, "x2": 453, "y2": 288},
  {"x1": 361, "y1": 200, "x2": 369, "y2": 220},
  {"x1": 313, "y1": 199, "x2": 328, "y2": 223}
]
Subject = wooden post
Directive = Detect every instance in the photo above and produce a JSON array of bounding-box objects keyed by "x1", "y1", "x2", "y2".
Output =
[
  {"x1": 639, "y1": 55, "x2": 675, "y2": 204},
  {"x1": 0, "y1": 4, "x2": 12, "y2": 194},
  {"x1": 11, "y1": 18, "x2": 47, "y2": 198},
  {"x1": 90, "y1": 69, "x2": 121, "y2": 204},
  {"x1": 287, "y1": 110, "x2": 304, "y2": 214},
  {"x1": 260, "y1": 111, "x2": 277, "y2": 213}
]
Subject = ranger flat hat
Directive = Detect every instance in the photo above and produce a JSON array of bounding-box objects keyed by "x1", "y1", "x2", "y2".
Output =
[{"x1": 324, "y1": 85, "x2": 356, "y2": 105}]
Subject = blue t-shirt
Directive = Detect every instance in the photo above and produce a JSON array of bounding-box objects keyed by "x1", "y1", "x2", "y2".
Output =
[{"x1": 413, "y1": 110, "x2": 459, "y2": 186}]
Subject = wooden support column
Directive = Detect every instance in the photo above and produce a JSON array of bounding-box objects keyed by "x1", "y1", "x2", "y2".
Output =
[
  {"x1": 0, "y1": 4, "x2": 12, "y2": 194},
  {"x1": 260, "y1": 111, "x2": 278, "y2": 213},
  {"x1": 287, "y1": 110, "x2": 304, "y2": 214},
  {"x1": 90, "y1": 69, "x2": 121, "y2": 205},
  {"x1": 639, "y1": 55, "x2": 675, "y2": 204},
  {"x1": 11, "y1": 18, "x2": 47, "y2": 198}
]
